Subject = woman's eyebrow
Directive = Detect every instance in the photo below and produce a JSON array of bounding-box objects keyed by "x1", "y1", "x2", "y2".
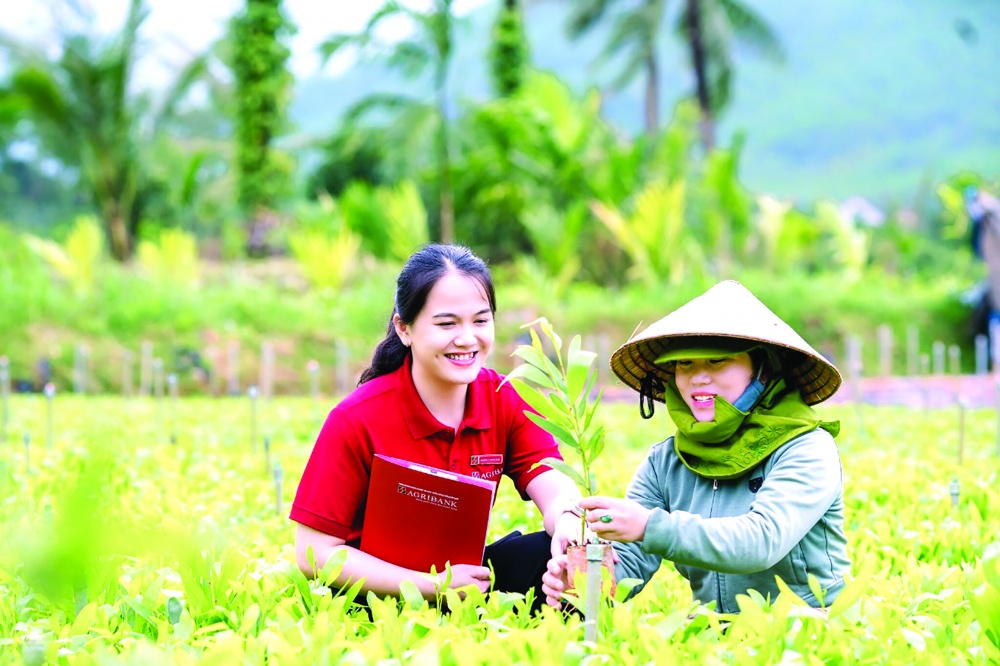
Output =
[{"x1": 430, "y1": 308, "x2": 492, "y2": 319}]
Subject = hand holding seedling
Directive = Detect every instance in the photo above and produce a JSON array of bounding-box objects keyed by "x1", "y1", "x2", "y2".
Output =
[
  {"x1": 438, "y1": 564, "x2": 491, "y2": 596},
  {"x1": 579, "y1": 496, "x2": 652, "y2": 543}
]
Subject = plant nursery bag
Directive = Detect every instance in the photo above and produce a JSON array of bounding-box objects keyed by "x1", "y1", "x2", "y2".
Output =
[{"x1": 360, "y1": 454, "x2": 496, "y2": 572}]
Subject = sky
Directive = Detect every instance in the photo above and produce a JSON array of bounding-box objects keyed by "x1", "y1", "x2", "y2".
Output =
[{"x1": 2, "y1": 0, "x2": 490, "y2": 82}]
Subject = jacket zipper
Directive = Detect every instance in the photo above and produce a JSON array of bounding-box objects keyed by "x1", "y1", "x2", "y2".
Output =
[{"x1": 713, "y1": 478, "x2": 722, "y2": 609}]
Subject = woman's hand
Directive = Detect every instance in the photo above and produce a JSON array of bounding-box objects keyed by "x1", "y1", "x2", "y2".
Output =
[
  {"x1": 541, "y1": 554, "x2": 570, "y2": 607},
  {"x1": 550, "y1": 510, "x2": 584, "y2": 558},
  {"x1": 439, "y1": 564, "x2": 492, "y2": 596},
  {"x1": 578, "y1": 496, "x2": 652, "y2": 543}
]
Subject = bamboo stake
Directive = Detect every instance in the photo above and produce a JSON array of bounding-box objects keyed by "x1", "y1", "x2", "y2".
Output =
[
  {"x1": 932, "y1": 341, "x2": 945, "y2": 375},
  {"x1": 584, "y1": 544, "x2": 603, "y2": 643},
  {"x1": 248, "y1": 385, "x2": 259, "y2": 453},
  {"x1": 948, "y1": 345, "x2": 961, "y2": 375},
  {"x1": 877, "y1": 325, "x2": 893, "y2": 377},
  {"x1": 140, "y1": 341, "x2": 153, "y2": 396},
  {"x1": 44, "y1": 383, "x2": 55, "y2": 449},
  {"x1": 975, "y1": 335, "x2": 989, "y2": 375},
  {"x1": 260, "y1": 342, "x2": 275, "y2": 400},
  {"x1": 168, "y1": 373, "x2": 179, "y2": 445},
  {"x1": 227, "y1": 340, "x2": 241, "y2": 396},
  {"x1": 274, "y1": 462, "x2": 284, "y2": 516},
  {"x1": 905, "y1": 325, "x2": 918, "y2": 376}
]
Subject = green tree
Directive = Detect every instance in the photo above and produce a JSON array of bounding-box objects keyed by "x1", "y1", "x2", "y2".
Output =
[
  {"x1": 320, "y1": 0, "x2": 460, "y2": 244},
  {"x1": 0, "y1": 0, "x2": 148, "y2": 260},
  {"x1": 0, "y1": 0, "x2": 214, "y2": 259},
  {"x1": 679, "y1": 0, "x2": 783, "y2": 150},
  {"x1": 228, "y1": 0, "x2": 294, "y2": 225},
  {"x1": 489, "y1": 0, "x2": 530, "y2": 98},
  {"x1": 566, "y1": 0, "x2": 668, "y2": 136}
]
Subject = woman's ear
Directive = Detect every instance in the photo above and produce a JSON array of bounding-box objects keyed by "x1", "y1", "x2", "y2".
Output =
[{"x1": 392, "y1": 314, "x2": 411, "y2": 348}]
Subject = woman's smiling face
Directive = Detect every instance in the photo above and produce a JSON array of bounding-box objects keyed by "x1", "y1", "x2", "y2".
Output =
[
  {"x1": 673, "y1": 353, "x2": 755, "y2": 422},
  {"x1": 394, "y1": 270, "x2": 495, "y2": 392}
]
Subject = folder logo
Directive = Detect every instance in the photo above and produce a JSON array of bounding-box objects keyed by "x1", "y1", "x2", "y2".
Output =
[{"x1": 396, "y1": 483, "x2": 459, "y2": 510}]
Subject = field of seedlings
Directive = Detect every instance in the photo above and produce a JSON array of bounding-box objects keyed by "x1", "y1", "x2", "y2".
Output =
[{"x1": 1, "y1": 393, "x2": 999, "y2": 664}]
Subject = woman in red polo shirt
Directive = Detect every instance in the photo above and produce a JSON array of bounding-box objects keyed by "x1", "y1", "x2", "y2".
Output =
[{"x1": 291, "y1": 244, "x2": 583, "y2": 610}]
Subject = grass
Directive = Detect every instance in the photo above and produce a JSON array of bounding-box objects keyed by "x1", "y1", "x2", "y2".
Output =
[{"x1": 0, "y1": 395, "x2": 998, "y2": 663}]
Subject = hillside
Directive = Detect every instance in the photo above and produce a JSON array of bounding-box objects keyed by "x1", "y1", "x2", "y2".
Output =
[{"x1": 290, "y1": 0, "x2": 1000, "y2": 205}]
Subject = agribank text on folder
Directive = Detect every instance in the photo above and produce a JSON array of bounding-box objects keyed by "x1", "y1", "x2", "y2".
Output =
[{"x1": 360, "y1": 454, "x2": 497, "y2": 572}]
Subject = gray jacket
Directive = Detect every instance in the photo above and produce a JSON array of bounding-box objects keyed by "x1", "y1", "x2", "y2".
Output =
[{"x1": 615, "y1": 428, "x2": 850, "y2": 614}]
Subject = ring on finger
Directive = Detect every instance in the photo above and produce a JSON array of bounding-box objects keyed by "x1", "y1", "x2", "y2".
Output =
[{"x1": 600, "y1": 513, "x2": 613, "y2": 523}]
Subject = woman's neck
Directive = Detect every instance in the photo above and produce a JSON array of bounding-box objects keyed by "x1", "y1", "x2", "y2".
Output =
[{"x1": 410, "y1": 366, "x2": 468, "y2": 430}]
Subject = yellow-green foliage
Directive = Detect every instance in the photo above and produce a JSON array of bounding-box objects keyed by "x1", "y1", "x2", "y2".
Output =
[
  {"x1": 378, "y1": 181, "x2": 429, "y2": 264},
  {"x1": 592, "y1": 180, "x2": 704, "y2": 287},
  {"x1": 288, "y1": 227, "x2": 362, "y2": 291},
  {"x1": 136, "y1": 228, "x2": 200, "y2": 287},
  {"x1": 0, "y1": 397, "x2": 998, "y2": 664},
  {"x1": 22, "y1": 215, "x2": 105, "y2": 295}
]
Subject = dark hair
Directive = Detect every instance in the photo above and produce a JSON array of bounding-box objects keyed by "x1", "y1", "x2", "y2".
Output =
[{"x1": 358, "y1": 244, "x2": 496, "y2": 385}]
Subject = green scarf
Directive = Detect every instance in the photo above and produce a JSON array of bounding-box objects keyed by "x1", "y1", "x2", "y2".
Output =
[{"x1": 665, "y1": 377, "x2": 840, "y2": 480}]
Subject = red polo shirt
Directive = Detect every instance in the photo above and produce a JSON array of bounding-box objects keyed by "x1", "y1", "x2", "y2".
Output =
[{"x1": 290, "y1": 356, "x2": 562, "y2": 546}]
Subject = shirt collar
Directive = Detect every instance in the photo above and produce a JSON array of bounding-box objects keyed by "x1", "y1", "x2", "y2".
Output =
[{"x1": 397, "y1": 354, "x2": 492, "y2": 439}]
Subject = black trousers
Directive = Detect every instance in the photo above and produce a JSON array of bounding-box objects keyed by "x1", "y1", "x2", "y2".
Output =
[{"x1": 482, "y1": 530, "x2": 552, "y2": 614}]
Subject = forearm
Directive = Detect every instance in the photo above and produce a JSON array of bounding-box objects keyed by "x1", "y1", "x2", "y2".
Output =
[
  {"x1": 296, "y1": 524, "x2": 443, "y2": 600},
  {"x1": 641, "y1": 509, "x2": 796, "y2": 573},
  {"x1": 301, "y1": 541, "x2": 445, "y2": 599},
  {"x1": 528, "y1": 470, "x2": 583, "y2": 536}
]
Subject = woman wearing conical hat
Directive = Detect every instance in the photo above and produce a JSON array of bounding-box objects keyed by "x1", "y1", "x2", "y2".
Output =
[{"x1": 541, "y1": 281, "x2": 851, "y2": 613}]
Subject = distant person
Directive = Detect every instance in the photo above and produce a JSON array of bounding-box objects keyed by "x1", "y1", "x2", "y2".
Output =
[
  {"x1": 966, "y1": 187, "x2": 1000, "y2": 335},
  {"x1": 542, "y1": 281, "x2": 851, "y2": 613},
  {"x1": 291, "y1": 244, "x2": 583, "y2": 612}
]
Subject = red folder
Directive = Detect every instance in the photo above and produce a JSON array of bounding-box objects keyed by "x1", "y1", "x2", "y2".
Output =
[{"x1": 360, "y1": 454, "x2": 497, "y2": 572}]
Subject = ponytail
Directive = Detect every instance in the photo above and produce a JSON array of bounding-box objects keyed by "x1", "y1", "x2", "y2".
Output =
[{"x1": 358, "y1": 317, "x2": 411, "y2": 385}]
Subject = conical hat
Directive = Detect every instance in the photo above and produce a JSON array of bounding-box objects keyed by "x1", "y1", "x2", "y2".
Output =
[{"x1": 609, "y1": 280, "x2": 842, "y2": 405}]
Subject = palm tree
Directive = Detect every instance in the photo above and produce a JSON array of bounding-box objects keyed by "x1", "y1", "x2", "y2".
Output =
[
  {"x1": 0, "y1": 0, "x2": 212, "y2": 261},
  {"x1": 678, "y1": 0, "x2": 783, "y2": 150},
  {"x1": 566, "y1": 0, "x2": 668, "y2": 136},
  {"x1": 320, "y1": 1, "x2": 460, "y2": 244}
]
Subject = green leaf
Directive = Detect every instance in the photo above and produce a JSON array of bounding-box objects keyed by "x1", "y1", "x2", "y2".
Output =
[
  {"x1": 566, "y1": 339, "x2": 597, "y2": 405},
  {"x1": 827, "y1": 572, "x2": 868, "y2": 619},
  {"x1": 614, "y1": 578, "x2": 643, "y2": 603},
  {"x1": 501, "y1": 362, "x2": 557, "y2": 391},
  {"x1": 238, "y1": 603, "x2": 260, "y2": 636},
  {"x1": 539, "y1": 318, "x2": 563, "y2": 356},
  {"x1": 399, "y1": 580, "x2": 426, "y2": 610},
  {"x1": 167, "y1": 597, "x2": 182, "y2": 625},
  {"x1": 525, "y1": 411, "x2": 579, "y2": 450},
  {"x1": 587, "y1": 431, "x2": 607, "y2": 464},
  {"x1": 320, "y1": 547, "x2": 348, "y2": 587},
  {"x1": 548, "y1": 391, "x2": 574, "y2": 421},
  {"x1": 70, "y1": 602, "x2": 97, "y2": 634},
  {"x1": 583, "y1": 389, "x2": 606, "y2": 433},
  {"x1": 511, "y1": 343, "x2": 563, "y2": 388},
  {"x1": 575, "y1": 370, "x2": 598, "y2": 421},
  {"x1": 508, "y1": 378, "x2": 562, "y2": 420},
  {"x1": 530, "y1": 458, "x2": 586, "y2": 490}
]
